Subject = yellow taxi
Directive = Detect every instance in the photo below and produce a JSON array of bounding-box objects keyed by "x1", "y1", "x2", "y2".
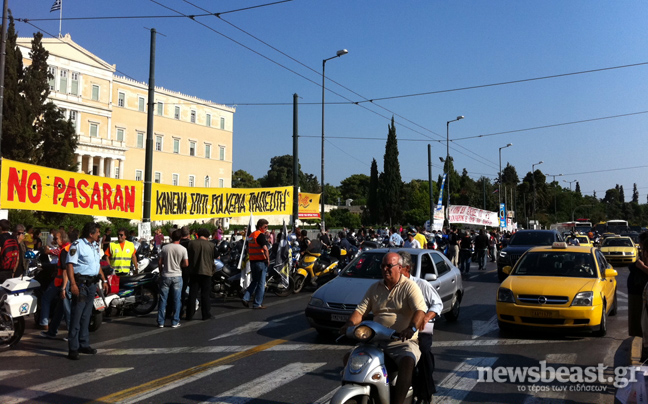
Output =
[
  {"x1": 575, "y1": 234, "x2": 593, "y2": 248},
  {"x1": 600, "y1": 236, "x2": 637, "y2": 265},
  {"x1": 496, "y1": 242, "x2": 617, "y2": 337}
]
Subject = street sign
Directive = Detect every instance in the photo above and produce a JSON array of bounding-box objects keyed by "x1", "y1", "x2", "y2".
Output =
[{"x1": 139, "y1": 222, "x2": 151, "y2": 240}]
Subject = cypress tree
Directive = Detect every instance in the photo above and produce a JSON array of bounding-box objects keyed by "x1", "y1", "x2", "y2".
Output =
[
  {"x1": 367, "y1": 158, "x2": 380, "y2": 224},
  {"x1": 381, "y1": 117, "x2": 402, "y2": 225}
]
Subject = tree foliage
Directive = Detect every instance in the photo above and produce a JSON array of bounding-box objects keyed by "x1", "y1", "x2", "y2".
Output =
[
  {"x1": 232, "y1": 169, "x2": 260, "y2": 188},
  {"x1": 380, "y1": 117, "x2": 402, "y2": 225}
]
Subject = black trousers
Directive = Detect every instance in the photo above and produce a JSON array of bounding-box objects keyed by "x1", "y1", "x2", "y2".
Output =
[
  {"x1": 414, "y1": 333, "x2": 436, "y2": 401},
  {"x1": 186, "y1": 274, "x2": 211, "y2": 320}
]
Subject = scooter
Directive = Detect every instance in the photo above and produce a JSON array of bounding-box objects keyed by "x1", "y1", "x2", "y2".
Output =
[
  {"x1": 331, "y1": 321, "x2": 414, "y2": 404},
  {"x1": 0, "y1": 274, "x2": 40, "y2": 350},
  {"x1": 291, "y1": 248, "x2": 341, "y2": 294},
  {"x1": 102, "y1": 267, "x2": 159, "y2": 316}
]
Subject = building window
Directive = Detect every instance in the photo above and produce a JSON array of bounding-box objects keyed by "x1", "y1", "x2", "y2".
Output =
[
  {"x1": 172, "y1": 174, "x2": 179, "y2": 186},
  {"x1": 190, "y1": 110, "x2": 196, "y2": 123},
  {"x1": 219, "y1": 146, "x2": 225, "y2": 161},
  {"x1": 174, "y1": 106, "x2": 180, "y2": 120},
  {"x1": 138, "y1": 97, "x2": 145, "y2": 112},
  {"x1": 70, "y1": 110, "x2": 78, "y2": 131},
  {"x1": 115, "y1": 167, "x2": 120, "y2": 179},
  {"x1": 59, "y1": 70, "x2": 68, "y2": 93},
  {"x1": 116, "y1": 128, "x2": 124, "y2": 142},
  {"x1": 173, "y1": 138, "x2": 180, "y2": 154},
  {"x1": 154, "y1": 172, "x2": 161, "y2": 183},
  {"x1": 220, "y1": 117, "x2": 225, "y2": 130},
  {"x1": 206, "y1": 114, "x2": 211, "y2": 127},
  {"x1": 135, "y1": 170, "x2": 143, "y2": 181},
  {"x1": 188, "y1": 175, "x2": 195, "y2": 187},
  {"x1": 70, "y1": 72, "x2": 79, "y2": 95},
  {"x1": 91, "y1": 84, "x2": 99, "y2": 101},
  {"x1": 118, "y1": 92, "x2": 125, "y2": 107},
  {"x1": 219, "y1": 178, "x2": 224, "y2": 188},
  {"x1": 204, "y1": 176, "x2": 210, "y2": 187},
  {"x1": 89, "y1": 123, "x2": 98, "y2": 137},
  {"x1": 48, "y1": 67, "x2": 56, "y2": 91},
  {"x1": 155, "y1": 135, "x2": 163, "y2": 151},
  {"x1": 137, "y1": 132, "x2": 144, "y2": 148},
  {"x1": 205, "y1": 144, "x2": 211, "y2": 159},
  {"x1": 157, "y1": 102, "x2": 163, "y2": 116},
  {"x1": 189, "y1": 141, "x2": 196, "y2": 156}
]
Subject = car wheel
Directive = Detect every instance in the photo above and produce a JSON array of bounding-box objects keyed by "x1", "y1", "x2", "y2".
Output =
[
  {"x1": 593, "y1": 304, "x2": 607, "y2": 337},
  {"x1": 444, "y1": 293, "x2": 461, "y2": 322},
  {"x1": 610, "y1": 289, "x2": 618, "y2": 316}
]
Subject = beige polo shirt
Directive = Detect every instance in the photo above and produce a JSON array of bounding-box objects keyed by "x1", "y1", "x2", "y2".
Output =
[{"x1": 356, "y1": 274, "x2": 427, "y2": 337}]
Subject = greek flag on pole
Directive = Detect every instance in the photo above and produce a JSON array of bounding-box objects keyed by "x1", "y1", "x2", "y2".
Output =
[
  {"x1": 272, "y1": 220, "x2": 291, "y2": 288},
  {"x1": 50, "y1": 0, "x2": 62, "y2": 12},
  {"x1": 435, "y1": 173, "x2": 447, "y2": 215}
]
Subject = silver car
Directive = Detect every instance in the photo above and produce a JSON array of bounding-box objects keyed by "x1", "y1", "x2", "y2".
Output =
[{"x1": 305, "y1": 248, "x2": 464, "y2": 334}]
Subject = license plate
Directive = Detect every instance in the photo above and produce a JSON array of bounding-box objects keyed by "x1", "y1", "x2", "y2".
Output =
[
  {"x1": 530, "y1": 310, "x2": 555, "y2": 318},
  {"x1": 93, "y1": 298, "x2": 105, "y2": 311},
  {"x1": 331, "y1": 314, "x2": 349, "y2": 322}
]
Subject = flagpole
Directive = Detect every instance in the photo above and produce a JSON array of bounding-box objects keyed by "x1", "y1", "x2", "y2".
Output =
[{"x1": 58, "y1": 0, "x2": 62, "y2": 37}]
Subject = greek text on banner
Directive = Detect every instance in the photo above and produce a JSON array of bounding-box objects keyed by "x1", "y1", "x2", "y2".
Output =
[
  {"x1": 152, "y1": 183, "x2": 292, "y2": 221},
  {"x1": 0, "y1": 158, "x2": 143, "y2": 220}
]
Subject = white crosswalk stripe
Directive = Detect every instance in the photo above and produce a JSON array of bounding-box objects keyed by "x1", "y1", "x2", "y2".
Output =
[
  {"x1": 0, "y1": 369, "x2": 38, "y2": 381},
  {"x1": 0, "y1": 368, "x2": 133, "y2": 404},
  {"x1": 435, "y1": 357, "x2": 498, "y2": 404},
  {"x1": 198, "y1": 362, "x2": 326, "y2": 404},
  {"x1": 521, "y1": 353, "x2": 577, "y2": 404}
]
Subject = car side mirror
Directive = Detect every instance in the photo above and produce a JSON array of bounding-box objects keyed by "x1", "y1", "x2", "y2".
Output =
[
  {"x1": 503, "y1": 266, "x2": 512, "y2": 275},
  {"x1": 424, "y1": 273, "x2": 437, "y2": 281},
  {"x1": 604, "y1": 268, "x2": 618, "y2": 278}
]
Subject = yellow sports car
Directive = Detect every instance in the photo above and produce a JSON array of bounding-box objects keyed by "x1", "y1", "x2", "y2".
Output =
[
  {"x1": 496, "y1": 243, "x2": 617, "y2": 336},
  {"x1": 600, "y1": 236, "x2": 637, "y2": 265}
]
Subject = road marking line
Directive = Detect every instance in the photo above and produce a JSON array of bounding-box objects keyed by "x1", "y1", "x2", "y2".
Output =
[
  {"x1": 521, "y1": 353, "x2": 577, "y2": 403},
  {"x1": 90, "y1": 328, "x2": 312, "y2": 404},
  {"x1": 0, "y1": 368, "x2": 133, "y2": 404},
  {"x1": 210, "y1": 321, "x2": 270, "y2": 340},
  {"x1": 0, "y1": 369, "x2": 38, "y2": 381},
  {"x1": 618, "y1": 291, "x2": 629, "y2": 298},
  {"x1": 116, "y1": 365, "x2": 233, "y2": 404},
  {"x1": 198, "y1": 362, "x2": 326, "y2": 404},
  {"x1": 435, "y1": 357, "x2": 498, "y2": 404},
  {"x1": 472, "y1": 315, "x2": 498, "y2": 339},
  {"x1": 311, "y1": 386, "x2": 340, "y2": 404}
]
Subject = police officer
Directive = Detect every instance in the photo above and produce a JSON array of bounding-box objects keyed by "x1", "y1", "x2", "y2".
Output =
[{"x1": 66, "y1": 222, "x2": 108, "y2": 360}]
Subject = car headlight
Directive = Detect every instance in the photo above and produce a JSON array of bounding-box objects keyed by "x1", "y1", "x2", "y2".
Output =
[
  {"x1": 571, "y1": 291, "x2": 593, "y2": 306},
  {"x1": 624, "y1": 252, "x2": 635, "y2": 256},
  {"x1": 349, "y1": 351, "x2": 372, "y2": 374},
  {"x1": 499, "y1": 251, "x2": 507, "y2": 258},
  {"x1": 497, "y1": 288, "x2": 515, "y2": 303},
  {"x1": 308, "y1": 297, "x2": 324, "y2": 307}
]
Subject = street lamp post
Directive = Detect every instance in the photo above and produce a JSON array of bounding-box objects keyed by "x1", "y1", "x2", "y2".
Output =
[
  {"x1": 547, "y1": 173, "x2": 563, "y2": 222},
  {"x1": 498, "y1": 143, "x2": 512, "y2": 228},
  {"x1": 445, "y1": 115, "x2": 464, "y2": 227},
  {"x1": 321, "y1": 49, "x2": 348, "y2": 230},
  {"x1": 563, "y1": 179, "x2": 578, "y2": 223},
  {"x1": 531, "y1": 160, "x2": 544, "y2": 225}
]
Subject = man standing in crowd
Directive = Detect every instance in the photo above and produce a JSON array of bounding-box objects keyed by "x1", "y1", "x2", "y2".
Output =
[
  {"x1": 104, "y1": 228, "x2": 138, "y2": 276},
  {"x1": 389, "y1": 227, "x2": 404, "y2": 247},
  {"x1": 179, "y1": 226, "x2": 192, "y2": 317},
  {"x1": 398, "y1": 251, "x2": 443, "y2": 404},
  {"x1": 66, "y1": 222, "x2": 109, "y2": 360},
  {"x1": 0, "y1": 219, "x2": 19, "y2": 281},
  {"x1": 242, "y1": 219, "x2": 270, "y2": 309},
  {"x1": 158, "y1": 229, "x2": 188, "y2": 328},
  {"x1": 101, "y1": 228, "x2": 112, "y2": 253},
  {"x1": 186, "y1": 228, "x2": 214, "y2": 320},
  {"x1": 404, "y1": 230, "x2": 421, "y2": 249},
  {"x1": 474, "y1": 229, "x2": 490, "y2": 270},
  {"x1": 448, "y1": 228, "x2": 459, "y2": 267}
]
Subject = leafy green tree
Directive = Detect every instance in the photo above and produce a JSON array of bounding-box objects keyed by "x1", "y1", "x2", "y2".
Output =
[
  {"x1": 402, "y1": 180, "x2": 430, "y2": 225},
  {"x1": 326, "y1": 208, "x2": 361, "y2": 229},
  {"x1": 36, "y1": 102, "x2": 77, "y2": 170},
  {"x1": 232, "y1": 169, "x2": 260, "y2": 188},
  {"x1": 300, "y1": 173, "x2": 320, "y2": 193},
  {"x1": 380, "y1": 117, "x2": 402, "y2": 225},
  {"x1": 633, "y1": 183, "x2": 639, "y2": 204},
  {"x1": 324, "y1": 184, "x2": 342, "y2": 206},
  {"x1": 340, "y1": 174, "x2": 369, "y2": 205},
  {"x1": 259, "y1": 155, "x2": 320, "y2": 193},
  {"x1": 367, "y1": 158, "x2": 381, "y2": 224}
]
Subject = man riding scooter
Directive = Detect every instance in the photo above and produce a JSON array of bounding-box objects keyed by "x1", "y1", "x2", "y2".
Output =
[{"x1": 340, "y1": 252, "x2": 427, "y2": 404}]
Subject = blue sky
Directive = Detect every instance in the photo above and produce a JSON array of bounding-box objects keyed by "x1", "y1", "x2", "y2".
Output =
[{"x1": 15, "y1": 1, "x2": 648, "y2": 204}]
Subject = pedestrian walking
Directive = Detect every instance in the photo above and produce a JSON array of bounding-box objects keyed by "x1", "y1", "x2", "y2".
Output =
[
  {"x1": 66, "y1": 222, "x2": 109, "y2": 360},
  {"x1": 186, "y1": 228, "x2": 214, "y2": 320},
  {"x1": 157, "y1": 229, "x2": 187, "y2": 328},
  {"x1": 242, "y1": 219, "x2": 270, "y2": 309}
]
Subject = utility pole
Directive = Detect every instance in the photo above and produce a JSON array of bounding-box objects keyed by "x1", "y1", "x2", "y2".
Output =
[
  {"x1": 292, "y1": 93, "x2": 299, "y2": 227},
  {"x1": 143, "y1": 29, "x2": 156, "y2": 225},
  {"x1": 0, "y1": 0, "x2": 9, "y2": 160},
  {"x1": 428, "y1": 144, "x2": 433, "y2": 231}
]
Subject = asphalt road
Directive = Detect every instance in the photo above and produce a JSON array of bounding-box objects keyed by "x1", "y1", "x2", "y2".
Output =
[{"x1": 0, "y1": 259, "x2": 633, "y2": 404}]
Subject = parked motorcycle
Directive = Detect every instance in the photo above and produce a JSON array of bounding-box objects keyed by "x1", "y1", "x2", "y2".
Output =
[
  {"x1": 331, "y1": 321, "x2": 415, "y2": 404},
  {"x1": 291, "y1": 248, "x2": 341, "y2": 294},
  {"x1": 103, "y1": 268, "x2": 159, "y2": 316},
  {"x1": 0, "y1": 275, "x2": 40, "y2": 350}
]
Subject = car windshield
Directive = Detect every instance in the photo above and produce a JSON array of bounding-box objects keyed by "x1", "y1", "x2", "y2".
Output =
[
  {"x1": 602, "y1": 238, "x2": 633, "y2": 247},
  {"x1": 577, "y1": 236, "x2": 589, "y2": 244},
  {"x1": 513, "y1": 251, "x2": 597, "y2": 278},
  {"x1": 509, "y1": 232, "x2": 555, "y2": 246},
  {"x1": 339, "y1": 251, "x2": 419, "y2": 279}
]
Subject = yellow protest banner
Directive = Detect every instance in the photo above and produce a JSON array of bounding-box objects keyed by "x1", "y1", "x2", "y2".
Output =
[
  {"x1": 298, "y1": 192, "x2": 321, "y2": 219},
  {"x1": 152, "y1": 183, "x2": 292, "y2": 221},
  {"x1": 1, "y1": 158, "x2": 143, "y2": 219}
]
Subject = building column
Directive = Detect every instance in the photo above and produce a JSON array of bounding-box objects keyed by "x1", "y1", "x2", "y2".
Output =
[
  {"x1": 76, "y1": 154, "x2": 83, "y2": 173},
  {"x1": 98, "y1": 156, "x2": 105, "y2": 177},
  {"x1": 117, "y1": 159, "x2": 123, "y2": 179},
  {"x1": 105, "y1": 158, "x2": 113, "y2": 179}
]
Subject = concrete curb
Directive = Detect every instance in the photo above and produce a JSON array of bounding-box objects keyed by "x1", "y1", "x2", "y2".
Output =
[{"x1": 630, "y1": 336, "x2": 643, "y2": 366}]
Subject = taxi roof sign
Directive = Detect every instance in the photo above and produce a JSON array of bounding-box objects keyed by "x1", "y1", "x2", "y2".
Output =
[{"x1": 552, "y1": 242, "x2": 568, "y2": 249}]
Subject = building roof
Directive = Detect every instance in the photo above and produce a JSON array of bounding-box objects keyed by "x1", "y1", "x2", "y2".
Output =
[{"x1": 17, "y1": 33, "x2": 115, "y2": 72}]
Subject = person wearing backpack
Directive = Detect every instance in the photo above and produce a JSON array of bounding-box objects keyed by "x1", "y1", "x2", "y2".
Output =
[{"x1": 0, "y1": 219, "x2": 20, "y2": 281}]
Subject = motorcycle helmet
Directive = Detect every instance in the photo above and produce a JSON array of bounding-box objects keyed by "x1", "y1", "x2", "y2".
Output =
[
  {"x1": 218, "y1": 241, "x2": 230, "y2": 255},
  {"x1": 25, "y1": 250, "x2": 36, "y2": 259}
]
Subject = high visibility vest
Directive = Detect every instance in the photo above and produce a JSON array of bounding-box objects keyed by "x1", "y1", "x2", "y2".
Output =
[
  {"x1": 109, "y1": 240, "x2": 135, "y2": 274},
  {"x1": 54, "y1": 243, "x2": 71, "y2": 287},
  {"x1": 247, "y1": 230, "x2": 266, "y2": 261}
]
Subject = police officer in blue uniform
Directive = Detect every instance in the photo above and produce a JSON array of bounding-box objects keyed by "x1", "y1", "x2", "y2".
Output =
[{"x1": 66, "y1": 222, "x2": 108, "y2": 360}]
